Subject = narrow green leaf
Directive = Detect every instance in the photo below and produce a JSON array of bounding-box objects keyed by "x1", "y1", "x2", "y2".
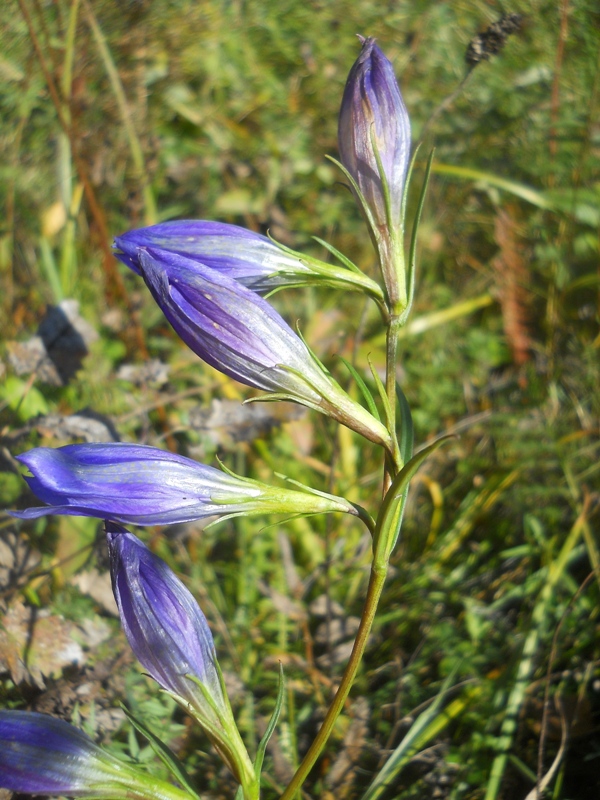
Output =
[
  {"x1": 432, "y1": 162, "x2": 554, "y2": 210},
  {"x1": 360, "y1": 667, "x2": 477, "y2": 800},
  {"x1": 293, "y1": 324, "x2": 331, "y2": 376},
  {"x1": 254, "y1": 663, "x2": 285, "y2": 780},
  {"x1": 401, "y1": 147, "x2": 434, "y2": 325},
  {"x1": 396, "y1": 384, "x2": 414, "y2": 464},
  {"x1": 311, "y1": 236, "x2": 363, "y2": 274},
  {"x1": 400, "y1": 143, "x2": 421, "y2": 232},
  {"x1": 484, "y1": 510, "x2": 587, "y2": 800},
  {"x1": 375, "y1": 435, "x2": 454, "y2": 562},
  {"x1": 121, "y1": 705, "x2": 199, "y2": 797},
  {"x1": 338, "y1": 356, "x2": 380, "y2": 421},
  {"x1": 325, "y1": 154, "x2": 380, "y2": 242},
  {"x1": 84, "y1": 0, "x2": 156, "y2": 224},
  {"x1": 367, "y1": 359, "x2": 395, "y2": 435}
]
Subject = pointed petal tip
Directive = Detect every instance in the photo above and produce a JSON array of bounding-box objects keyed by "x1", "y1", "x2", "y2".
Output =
[{"x1": 9, "y1": 506, "x2": 54, "y2": 519}]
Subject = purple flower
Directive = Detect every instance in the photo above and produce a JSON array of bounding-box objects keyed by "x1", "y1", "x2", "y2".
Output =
[
  {"x1": 135, "y1": 248, "x2": 392, "y2": 450},
  {"x1": 0, "y1": 711, "x2": 114, "y2": 794},
  {"x1": 338, "y1": 37, "x2": 411, "y2": 311},
  {"x1": 139, "y1": 248, "x2": 318, "y2": 397},
  {"x1": 114, "y1": 220, "x2": 312, "y2": 292},
  {"x1": 107, "y1": 524, "x2": 222, "y2": 708},
  {"x1": 107, "y1": 524, "x2": 256, "y2": 791},
  {"x1": 11, "y1": 442, "x2": 358, "y2": 524},
  {"x1": 0, "y1": 710, "x2": 186, "y2": 799},
  {"x1": 115, "y1": 221, "x2": 385, "y2": 303}
]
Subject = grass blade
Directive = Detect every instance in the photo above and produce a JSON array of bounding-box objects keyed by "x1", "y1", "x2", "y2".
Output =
[{"x1": 361, "y1": 671, "x2": 478, "y2": 800}]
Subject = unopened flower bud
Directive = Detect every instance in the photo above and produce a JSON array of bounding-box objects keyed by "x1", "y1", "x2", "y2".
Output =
[
  {"x1": 0, "y1": 710, "x2": 189, "y2": 800},
  {"x1": 135, "y1": 248, "x2": 393, "y2": 452},
  {"x1": 107, "y1": 524, "x2": 257, "y2": 794},
  {"x1": 12, "y1": 443, "x2": 359, "y2": 525},
  {"x1": 114, "y1": 220, "x2": 384, "y2": 300},
  {"x1": 338, "y1": 36, "x2": 411, "y2": 312}
]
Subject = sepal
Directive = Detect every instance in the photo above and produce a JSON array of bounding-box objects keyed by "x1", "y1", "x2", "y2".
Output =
[{"x1": 120, "y1": 705, "x2": 199, "y2": 798}]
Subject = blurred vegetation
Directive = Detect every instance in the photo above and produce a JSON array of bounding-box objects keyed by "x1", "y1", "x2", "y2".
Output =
[{"x1": 1, "y1": 0, "x2": 599, "y2": 798}]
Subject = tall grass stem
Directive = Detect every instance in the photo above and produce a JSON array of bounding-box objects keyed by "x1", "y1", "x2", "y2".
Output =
[{"x1": 83, "y1": 0, "x2": 157, "y2": 225}]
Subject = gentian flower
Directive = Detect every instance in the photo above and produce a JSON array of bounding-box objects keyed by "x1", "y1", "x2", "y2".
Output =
[
  {"x1": 114, "y1": 220, "x2": 384, "y2": 300},
  {"x1": 107, "y1": 523, "x2": 257, "y2": 796},
  {"x1": 0, "y1": 710, "x2": 190, "y2": 800},
  {"x1": 115, "y1": 221, "x2": 309, "y2": 291},
  {"x1": 11, "y1": 442, "x2": 359, "y2": 525},
  {"x1": 135, "y1": 248, "x2": 393, "y2": 452},
  {"x1": 107, "y1": 524, "x2": 222, "y2": 710},
  {"x1": 338, "y1": 36, "x2": 411, "y2": 313}
]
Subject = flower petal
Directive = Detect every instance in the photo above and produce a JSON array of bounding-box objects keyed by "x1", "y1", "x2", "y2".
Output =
[
  {"x1": 0, "y1": 711, "x2": 115, "y2": 794},
  {"x1": 338, "y1": 36, "x2": 411, "y2": 227},
  {"x1": 114, "y1": 220, "x2": 309, "y2": 291},
  {"x1": 134, "y1": 249, "x2": 393, "y2": 451},
  {"x1": 107, "y1": 524, "x2": 223, "y2": 709},
  {"x1": 338, "y1": 37, "x2": 411, "y2": 310},
  {"x1": 11, "y1": 442, "x2": 355, "y2": 524},
  {"x1": 107, "y1": 524, "x2": 257, "y2": 790},
  {"x1": 138, "y1": 248, "x2": 326, "y2": 402},
  {"x1": 11, "y1": 443, "x2": 258, "y2": 525}
]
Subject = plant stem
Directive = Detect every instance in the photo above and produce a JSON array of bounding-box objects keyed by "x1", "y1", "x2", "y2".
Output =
[
  {"x1": 383, "y1": 315, "x2": 402, "y2": 491},
  {"x1": 279, "y1": 254, "x2": 402, "y2": 799},
  {"x1": 83, "y1": 0, "x2": 157, "y2": 225},
  {"x1": 278, "y1": 562, "x2": 388, "y2": 800},
  {"x1": 385, "y1": 317, "x2": 400, "y2": 429}
]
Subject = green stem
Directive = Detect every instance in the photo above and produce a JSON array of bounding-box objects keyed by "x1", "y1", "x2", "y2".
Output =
[
  {"x1": 385, "y1": 317, "x2": 401, "y2": 431},
  {"x1": 278, "y1": 563, "x2": 388, "y2": 800},
  {"x1": 352, "y1": 502, "x2": 377, "y2": 535},
  {"x1": 384, "y1": 315, "x2": 402, "y2": 489},
  {"x1": 243, "y1": 777, "x2": 260, "y2": 800}
]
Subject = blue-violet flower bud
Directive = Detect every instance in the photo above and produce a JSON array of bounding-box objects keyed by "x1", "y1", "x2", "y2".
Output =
[
  {"x1": 0, "y1": 710, "x2": 189, "y2": 800},
  {"x1": 114, "y1": 221, "x2": 384, "y2": 300},
  {"x1": 338, "y1": 36, "x2": 411, "y2": 312},
  {"x1": 135, "y1": 248, "x2": 393, "y2": 451},
  {"x1": 107, "y1": 524, "x2": 222, "y2": 709},
  {"x1": 115, "y1": 220, "x2": 311, "y2": 292},
  {"x1": 11, "y1": 442, "x2": 358, "y2": 524},
  {"x1": 107, "y1": 523, "x2": 256, "y2": 791}
]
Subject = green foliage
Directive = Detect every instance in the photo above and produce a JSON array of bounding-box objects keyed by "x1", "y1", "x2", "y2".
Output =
[
  {"x1": 1, "y1": 1, "x2": 599, "y2": 799},
  {"x1": 1, "y1": 376, "x2": 49, "y2": 421}
]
